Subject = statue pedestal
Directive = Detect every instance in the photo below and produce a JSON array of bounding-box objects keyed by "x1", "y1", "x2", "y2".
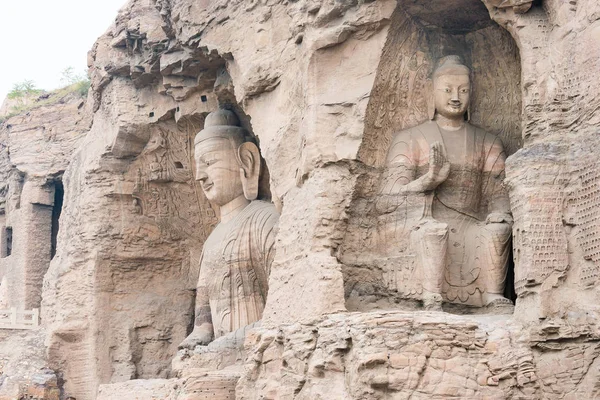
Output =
[
  {"x1": 97, "y1": 379, "x2": 177, "y2": 400},
  {"x1": 237, "y1": 310, "x2": 539, "y2": 399},
  {"x1": 96, "y1": 370, "x2": 239, "y2": 400},
  {"x1": 97, "y1": 310, "x2": 600, "y2": 399},
  {"x1": 172, "y1": 322, "x2": 257, "y2": 375},
  {"x1": 97, "y1": 326, "x2": 257, "y2": 399}
]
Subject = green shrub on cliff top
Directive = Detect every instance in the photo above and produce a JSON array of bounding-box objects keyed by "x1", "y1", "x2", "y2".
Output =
[
  {"x1": 1, "y1": 68, "x2": 91, "y2": 123},
  {"x1": 60, "y1": 67, "x2": 91, "y2": 96},
  {"x1": 7, "y1": 80, "x2": 43, "y2": 99}
]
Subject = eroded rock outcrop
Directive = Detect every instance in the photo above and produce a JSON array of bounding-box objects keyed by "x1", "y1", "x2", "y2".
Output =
[
  {"x1": 43, "y1": 1, "x2": 396, "y2": 398},
  {"x1": 1, "y1": 0, "x2": 599, "y2": 399},
  {"x1": 0, "y1": 330, "x2": 59, "y2": 400},
  {"x1": 0, "y1": 92, "x2": 90, "y2": 312},
  {"x1": 0, "y1": 91, "x2": 89, "y2": 400}
]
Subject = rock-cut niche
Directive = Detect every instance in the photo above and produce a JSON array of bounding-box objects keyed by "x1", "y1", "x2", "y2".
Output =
[
  {"x1": 339, "y1": 0, "x2": 523, "y2": 313},
  {"x1": 93, "y1": 74, "x2": 274, "y2": 383}
]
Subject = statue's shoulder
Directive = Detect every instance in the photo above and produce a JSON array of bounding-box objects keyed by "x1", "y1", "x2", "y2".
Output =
[
  {"x1": 247, "y1": 200, "x2": 280, "y2": 223},
  {"x1": 246, "y1": 201, "x2": 279, "y2": 249},
  {"x1": 469, "y1": 123, "x2": 505, "y2": 151},
  {"x1": 389, "y1": 121, "x2": 434, "y2": 153},
  {"x1": 391, "y1": 121, "x2": 435, "y2": 142}
]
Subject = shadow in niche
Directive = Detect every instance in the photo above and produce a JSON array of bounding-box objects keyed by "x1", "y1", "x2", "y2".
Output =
[
  {"x1": 402, "y1": 0, "x2": 495, "y2": 33},
  {"x1": 339, "y1": 0, "x2": 522, "y2": 316},
  {"x1": 51, "y1": 180, "x2": 64, "y2": 260},
  {"x1": 4, "y1": 227, "x2": 12, "y2": 257},
  {"x1": 531, "y1": 0, "x2": 543, "y2": 8},
  {"x1": 505, "y1": 246, "x2": 517, "y2": 303}
]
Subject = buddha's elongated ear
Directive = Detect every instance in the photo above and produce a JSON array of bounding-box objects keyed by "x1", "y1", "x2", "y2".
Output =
[
  {"x1": 236, "y1": 142, "x2": 261, "y2": 201},
  {"x1": 426, "y1": 79, "x2": 435, "y2": 120}
]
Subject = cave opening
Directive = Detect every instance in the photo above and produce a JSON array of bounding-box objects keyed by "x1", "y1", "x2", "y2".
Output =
[
  {"x1": 4, "y1": 227, "x2": 12, "y2": 258},
  {"x1": 51, "y1": 180, "x2": 64, "y2": 260}
]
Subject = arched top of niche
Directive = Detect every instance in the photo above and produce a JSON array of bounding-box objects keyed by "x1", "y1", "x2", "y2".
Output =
[
  {"x1": 402, "y1": 0, "x2": 494, "y2": 33},
  {"x1": 342, "y1": 0, "x2": 523, "y2": 313},
  {"x1": 359, "y1": 0, "x2": 523, "y2": 167}
]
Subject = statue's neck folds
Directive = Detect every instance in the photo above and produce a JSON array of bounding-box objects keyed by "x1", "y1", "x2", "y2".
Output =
[
  {"x1": 435, "y1": 114, "x2": 465, "y2": 131},
  {"x1": 220, "y1": 195, "x2": 251, "y2": 223}
]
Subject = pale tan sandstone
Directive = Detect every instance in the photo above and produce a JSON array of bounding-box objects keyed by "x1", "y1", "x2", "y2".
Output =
[
  {"x1": 484, "y1": 0, "x2": 600, "y2": 330},
  {"x1": 0, "y1": 329, "x2": 59, "y2": 400},
  {"x1": 0, "y1": 0, "x2": 598, "y2": 399},
  {"x1": 41, "y1": 1, "x2": 396, "y2": 398},
  {"x1": 97, "y1": 379, "x2": 178, "y2": 400},
  {"x1": 238, "y1": 311, "x2": 539, "y2": 399},
  {"x1": 373, "y1": 55, "x2": 513, "y2": 310},
  {"x1": 0, "y1": 91, "x2": 90, "y2": 311},
  {"x1": 0, "y1": 88, "x2": 88, "y2": 400}
]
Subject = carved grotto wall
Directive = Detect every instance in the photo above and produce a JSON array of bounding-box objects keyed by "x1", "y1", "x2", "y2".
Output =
[
  {"x1": 491, "y1": 0, "x2": 600, "y2": 328},
  {"x1": 1, "y1": 0, "x2": 600, "y2": 399},
  {"x1": 0, "y1": 94, "x2": 89, "y2": 312},
  {"x1": 41, "y1": 71, "x2": 222, "y2": 399},
  {"x1": 42, "y1": 1, "x2": 398, "y2": 398},
  {"x1": 339, "y1": 0, "x2": 523, "y2": 312},
  {"x1": 237, "y1": 0, "x2": 600, "y2": 397}
]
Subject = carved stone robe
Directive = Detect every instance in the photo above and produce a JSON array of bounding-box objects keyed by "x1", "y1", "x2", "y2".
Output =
[
  {"x1": 380, "y1": 121, "x2": 512, "y2": 306},
  {"x1": 196, "y1": 200, "x2": 278, "y2": 339}
]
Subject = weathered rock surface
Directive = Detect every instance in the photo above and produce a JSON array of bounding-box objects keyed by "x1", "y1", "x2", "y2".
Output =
[
  {"x1": 0, "y1": 92, "x2": 90, "y2": 312},
  {"x1": 97, "y1": 369, "x2": 239, "y2": 400},
  {"x1": 42, "y1": 1, "x2": 396, "y2": 398},
  {"x1": 0, "y1": 0, "x2": 599, "y2": 399},
  {"x1": 0, "y1": 329, "x2": 59, "y2": 400},
  {"x1": 239, "y1": 310, "x2": 600, "y2": 399}
]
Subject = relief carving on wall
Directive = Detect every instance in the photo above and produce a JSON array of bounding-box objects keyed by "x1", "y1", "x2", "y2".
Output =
[
  {"x1": 340, "y1": 10, "x2": 522, "y2": 312},
  {"x1": 128, "y1": 121, "x2": 217, "y2": 243}
]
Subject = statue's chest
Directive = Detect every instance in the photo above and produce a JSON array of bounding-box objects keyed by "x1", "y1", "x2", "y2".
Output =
[{"x1": 202, "y1": 226, "x2": 255, "y2": 295}]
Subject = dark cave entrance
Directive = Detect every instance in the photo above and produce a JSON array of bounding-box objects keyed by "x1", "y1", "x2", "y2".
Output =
[{"x1": 51, "y1": 180, "x2": 64, "y2": 259}]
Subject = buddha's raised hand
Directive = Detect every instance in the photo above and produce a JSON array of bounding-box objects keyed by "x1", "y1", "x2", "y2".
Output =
[{"x1": 425, "y1": 141, "x2": 450, "y2": 189}]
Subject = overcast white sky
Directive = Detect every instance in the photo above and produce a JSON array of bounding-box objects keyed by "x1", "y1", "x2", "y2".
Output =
[{"x1": 0, "y1": 0, "x2": 127, "y2": 101}]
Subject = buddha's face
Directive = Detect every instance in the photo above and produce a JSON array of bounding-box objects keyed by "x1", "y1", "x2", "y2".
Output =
[
  {"x1": 195, "y1": 137, "x2": 244, "y2": 206},
  {"x1": 433, "y1": 73, "x2": 470, "y2": 120}
]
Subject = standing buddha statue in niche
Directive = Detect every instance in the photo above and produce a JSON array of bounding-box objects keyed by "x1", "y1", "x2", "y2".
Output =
[
  {"x1": 180, "y1": 109, "x2": 279, "y2": 349},
  {"x1": 377, "y1": 55, "x2": 513, "y2": 310}
]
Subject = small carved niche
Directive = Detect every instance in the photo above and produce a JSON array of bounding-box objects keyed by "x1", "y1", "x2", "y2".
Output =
[
  {"x1": 3, "y1": 227, "x2": 12, "y2": 258},
  {"x1": 339, "y1": 0, "x2": 522, "y2": 313}
]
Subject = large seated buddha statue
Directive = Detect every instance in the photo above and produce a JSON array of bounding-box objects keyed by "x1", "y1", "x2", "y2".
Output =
[
  {"x1": 377, "y1": 55, "x2": 513, "y2": 310},
  {"x1": 180, "y1": 109, "x2": 279, "y2": 349}
]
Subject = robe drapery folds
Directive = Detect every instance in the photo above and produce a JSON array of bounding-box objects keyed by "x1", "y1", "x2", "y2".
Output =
[
  {"x1": 196, "y1": 200, "x2": 278, "y2": 339},
  {"x1": 379, "y1": 121, "x2": 511, "y2": 306}
]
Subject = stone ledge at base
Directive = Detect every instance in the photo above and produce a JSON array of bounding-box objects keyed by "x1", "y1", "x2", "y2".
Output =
[
  {"x1": 97, "y1": 379, "x2": 177, "y2": 400},
  {"x1": 96, "y1": 370, "x2": 240, "y2": 400},
  {"x1": 96, "y1": 310, "x2": 600, "y2": 399},
  {"x1": 238, "y1": 310, "x2": 600, "y2": 399}
]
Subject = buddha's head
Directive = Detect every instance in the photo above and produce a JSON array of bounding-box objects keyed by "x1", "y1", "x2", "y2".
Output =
[
  {"x1": 430, "y1": 55, "x2": 471, "y2": 121},
  {"x1": 194, "y1": 109, "x2": 262, "y2": 206}
]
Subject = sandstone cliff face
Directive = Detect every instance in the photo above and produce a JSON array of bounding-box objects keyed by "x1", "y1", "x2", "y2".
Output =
[
  {"x1": 1, "y1": 0, "x2": 599, "y2": 399},
  {"x1": 497, "y1": 0, "x2": 600, "y2": 328},
  {"x1": 0, "y1": 92, "x2": 89, "y2": 400},
  {"x1": 43, "y1": 1, "x2": 396, "y2": 398},
  {"x1": 0, "y1": 329, "x2": 59, "y2": 400},
  {"x1": 0, "y1": 91, "x2": 90, "y2": 312}
]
